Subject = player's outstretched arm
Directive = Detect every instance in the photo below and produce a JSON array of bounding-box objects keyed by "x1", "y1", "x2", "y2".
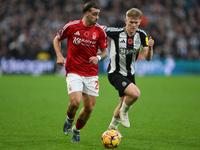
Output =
[{"x1": 53, "y1": 36, "x2": 65, "y2": 66}]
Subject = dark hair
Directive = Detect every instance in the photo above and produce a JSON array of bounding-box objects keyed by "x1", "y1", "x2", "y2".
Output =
[{"x1": 82, "y1": 1, "x2": 99, "y2": 14}]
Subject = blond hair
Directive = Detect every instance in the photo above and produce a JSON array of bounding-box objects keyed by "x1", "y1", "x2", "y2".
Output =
[{"x1": 126, "y1": 8, "x2": 142, "y2": 19}]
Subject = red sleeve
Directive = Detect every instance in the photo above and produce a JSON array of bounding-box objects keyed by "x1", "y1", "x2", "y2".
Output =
[
  {"x1": 98, "y1": 28, "x2": 108, "y2": 49},
  {"x1": 57, "y1": 22, "x2": 73, "y2": 41}
]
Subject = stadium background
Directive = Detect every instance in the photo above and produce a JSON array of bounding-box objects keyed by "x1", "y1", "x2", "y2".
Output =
[
  {"x1": 0, "y1": 1, "x2": 200, "y2": 149},
  {"x1": 0, "y1": 0, "x2": 200, "y2": 76}
]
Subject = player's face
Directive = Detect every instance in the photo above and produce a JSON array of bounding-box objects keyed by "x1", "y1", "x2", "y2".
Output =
[
  {"x1": 86, "y1": 8, "x2": 100, "y2": 26},
  {"x1": 125, "y1": 17, "x2": 141, "y2": 36}
]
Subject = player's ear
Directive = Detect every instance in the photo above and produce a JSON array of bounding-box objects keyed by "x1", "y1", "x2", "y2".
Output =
[
  {"x1": 84, "y1": 11, "x2": 89, "y2": 16},
  {"x1": 124, "y1": 19, "x2": 127, "y2": 24},
  {"x1": 139, "y1": 19, "x2": 141, "y2": 25}
]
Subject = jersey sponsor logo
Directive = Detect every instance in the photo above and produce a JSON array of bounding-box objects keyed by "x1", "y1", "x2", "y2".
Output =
[
  {"x1": 119, "y1": 48, "x2": 138, "y2": 55},
  {"x1": 74, "y1": 31, "x2": 80, "y2": 35},
  {"x1": 73, "y1": 37, "x2": 82, "y2": 45},
  {"x1": 73, "y1": 37, "x2": 96, "y2": 47}
]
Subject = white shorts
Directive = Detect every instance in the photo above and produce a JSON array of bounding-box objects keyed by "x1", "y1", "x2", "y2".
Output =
[{"x1": 66, "y1": 73, "x2": 99, "y2": 97}]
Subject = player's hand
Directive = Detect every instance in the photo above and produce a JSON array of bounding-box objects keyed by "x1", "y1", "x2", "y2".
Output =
[
  {"x1": 148, "y1": 36, "x2": 154, "y2": 50},
  {"x1": 89, "y1": 56, "x2": 98, "y2": 65},
  {"x1": 57, "y1": 55, "x2": 65, "y2": 66}
]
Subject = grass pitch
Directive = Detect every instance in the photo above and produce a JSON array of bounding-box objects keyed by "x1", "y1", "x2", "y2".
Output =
[{"x1": 0, "y1": 74, "x2": 200, "y2": 150}]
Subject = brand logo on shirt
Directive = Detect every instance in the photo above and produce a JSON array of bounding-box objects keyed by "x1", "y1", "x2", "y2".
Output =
[
  {"x1": 74, "y1": 31, "x2": 80, "y2": 35},
  {"x1": 119, "y1": 39, "x2": 126, "y2": 43}
]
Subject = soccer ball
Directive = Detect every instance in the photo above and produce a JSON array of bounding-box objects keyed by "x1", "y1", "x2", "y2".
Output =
[{"x1": 101, "y1": 129, "x2": 121, "y2": 148}]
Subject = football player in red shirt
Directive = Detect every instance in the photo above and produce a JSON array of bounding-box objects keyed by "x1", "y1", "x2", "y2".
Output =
[{"x1": 53, "y1": 1, "x2": 108, "y2": 143}]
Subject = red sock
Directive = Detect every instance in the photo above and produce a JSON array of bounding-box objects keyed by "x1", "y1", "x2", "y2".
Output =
[
  {"x1": 67, "y1": 111, "x2": 76, "y2": 119},
  {"x1": 75, "y1": 119, "x2": 86, "y2": 130}
]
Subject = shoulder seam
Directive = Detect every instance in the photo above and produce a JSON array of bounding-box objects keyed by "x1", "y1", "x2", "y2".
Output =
[
  {"x1": 136, "y1": 28, "x2": 147, "y2": 36},
  {"x1": 63, "y1": 20, "x2": 80, "y2": 30}
]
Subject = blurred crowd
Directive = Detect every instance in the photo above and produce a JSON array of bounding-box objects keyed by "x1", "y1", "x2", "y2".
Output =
[{"x1": 0, "y1": 0, "x2": 199, "y2": 60}]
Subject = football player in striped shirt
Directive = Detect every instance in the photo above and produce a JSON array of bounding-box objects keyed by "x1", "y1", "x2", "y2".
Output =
[{"x1": 103, "y1": 8, "x2": 154, "y2": 136}]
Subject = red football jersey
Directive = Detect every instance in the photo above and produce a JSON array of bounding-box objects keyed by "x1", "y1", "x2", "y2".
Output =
[{"x1": 57, "y1": 20, "x2": 108, "y2": 76}]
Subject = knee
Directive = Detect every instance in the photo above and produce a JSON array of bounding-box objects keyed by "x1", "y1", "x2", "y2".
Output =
[
  {"x1": 131, "y1": 88, "x2": 140, "y2": 101},
  {"x1": 69, "y1": 97, "x2": 80, "y2": 110},
  {"x1": 125, "y1": 83, "x2": 141, "y2": 101},
  {"x1": 84, "y1": 105, "x2": 94, "y2": 114},
  {"x1": 135, "y1": 89, "x2": 140, "y2": 100},
  {"x1": 71, "y1": 101, "x2": 80, "y2": 109}
]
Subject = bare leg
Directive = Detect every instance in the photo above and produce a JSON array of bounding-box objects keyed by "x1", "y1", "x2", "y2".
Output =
[
  {"x1": 71, "y1": 93, "x2": 97, "y2": 143},
  {"x1": 123, "y1": 83, "x2": 140, "y2": 106},
  {"x1": 113, "y1": 97, "x2": 124, "y2": 118},
  {"x1": 119, "y1": 83, "x2": 140, "y2": 127},
  {"x1": 63, "y1": 91, "x2": 82, "y2": 136},
  {"x1": 68, "y1": 91, "x2": 83, "y2": 113},
  {"x1": 78, "y1": 93, "x2": 97, "y2": 121},
  {"x1": 107, "y1": 97, "x2": 124, "y2": 137}
]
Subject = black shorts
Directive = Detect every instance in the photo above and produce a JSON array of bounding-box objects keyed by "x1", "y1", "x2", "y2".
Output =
[{"x1": 108, "y1": 73, "x2": 136, "y2": 97}]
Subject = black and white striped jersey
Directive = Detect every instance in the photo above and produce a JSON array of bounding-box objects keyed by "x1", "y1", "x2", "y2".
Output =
[{"x1": 104, "y1": 27, "x2": 148, "y2": 76}]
